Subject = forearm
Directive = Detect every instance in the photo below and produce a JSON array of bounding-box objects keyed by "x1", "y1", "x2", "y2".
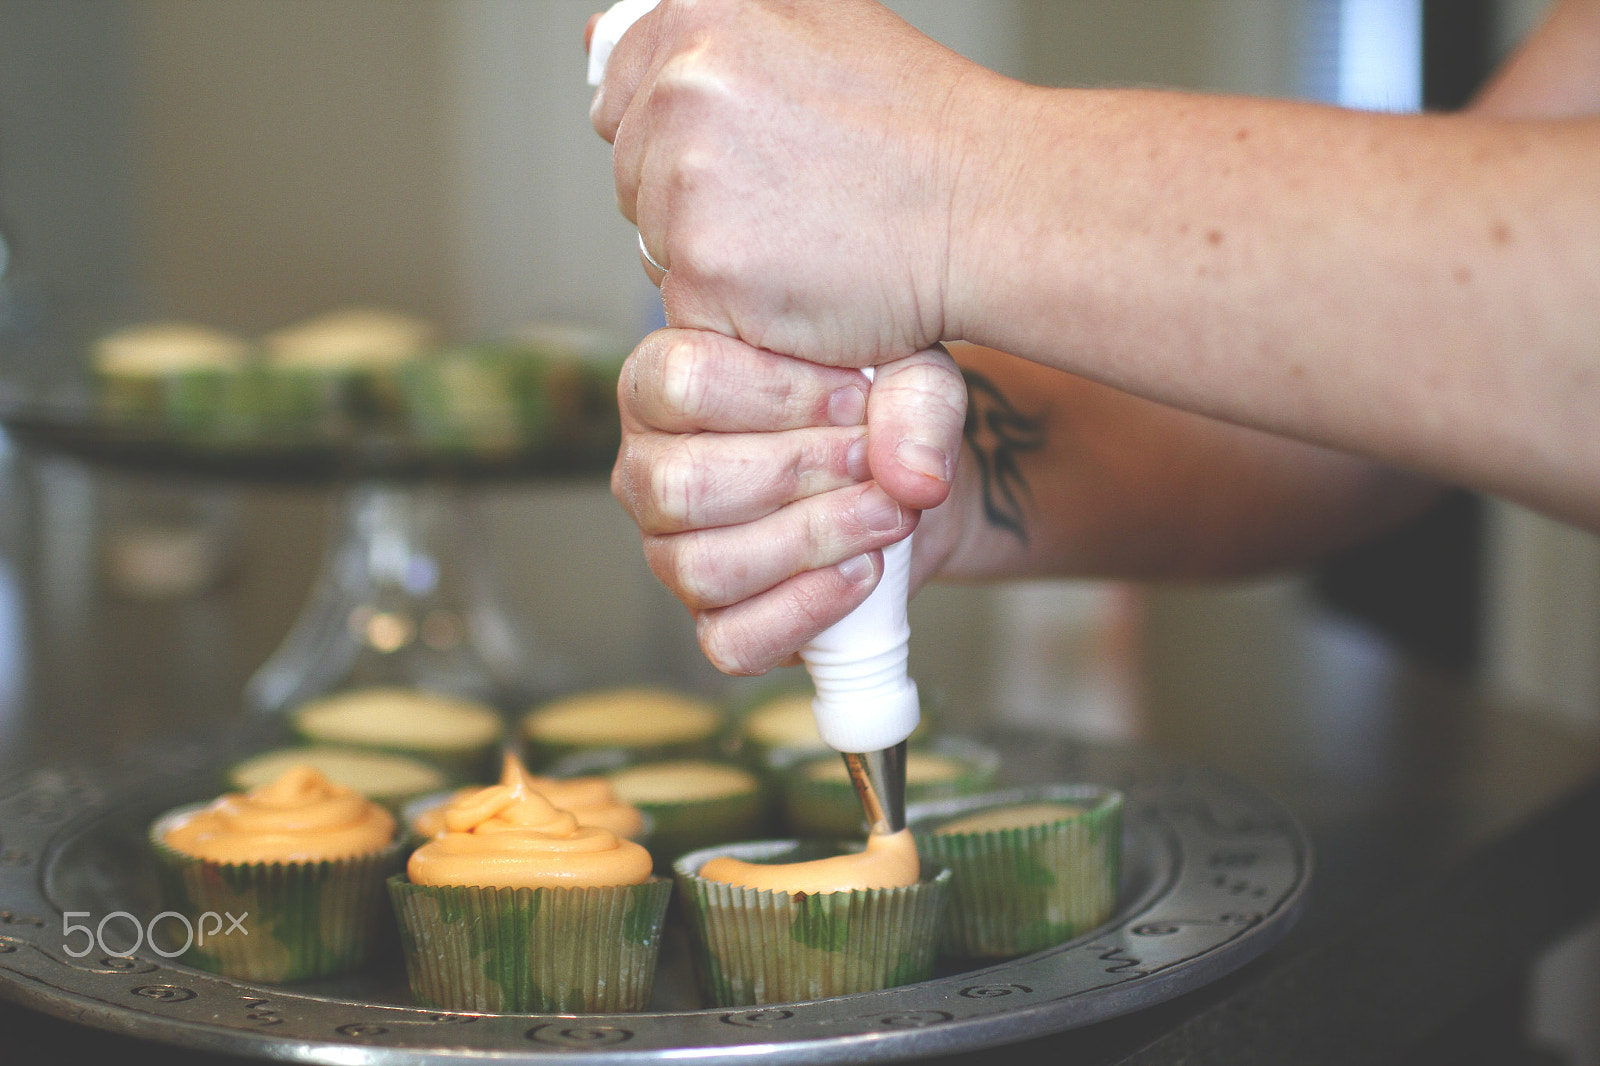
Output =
[
  {"x1": 934, "y1": 345, "x2": 1443, "y2": 583},
  {"x1": 944, "y1": 82, "x2": 1600, "y2": 529}
]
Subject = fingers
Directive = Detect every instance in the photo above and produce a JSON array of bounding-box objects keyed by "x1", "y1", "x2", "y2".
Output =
[
  {"x1": 693, "y1": 555, "x2": 882, "y2": 676},
  {"x1": 618, "y1": 329, "x2": 869, "y2": 434},
  {"x1": 588, "y1": 3, "x2": 662, "y2": 144},
  {"x1": 640, "y1": 480, "x2": 916, "y2": 610},
  {"x1": 615, "y1": 425, "x2": 868, "y2": 533},
  {"x1": 865, "y1": 345, "x2": 967, "y2": 511}
]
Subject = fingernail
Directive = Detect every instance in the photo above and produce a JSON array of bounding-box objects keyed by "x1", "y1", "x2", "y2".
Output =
[
  {"x1": 828, "y1": 385, "x2": 867, "y2": 426},
  {"x1": 837, "y1": 553, "x2": 875, "y2": 584},
  {"x1": 897, "y1": 440, "x2": 952, "y2": 482},
  {"x1": 856, "y1": 485, "x2": 904, "y2": 532},
  {"x1": 846, "y1": 436, "x2": 870, "y2": 480}
]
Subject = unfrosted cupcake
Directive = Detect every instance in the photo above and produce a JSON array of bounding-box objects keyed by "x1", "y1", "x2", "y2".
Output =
[
  {"x1": 226, "y1": 745, "x2": 449, "y2": 810},
  {"x1": 777, "y1": 737, "x2": 1000, "y2": 839},
  {"x1": 520, "y1": 686, "x2": 724, "y2": 768},
  {"x1": 289, "y1": 686, "x2": 504, "y2": 783},
  {"x1": 674, "y1": 831, "x2": 949, "y2": 1007},
  {"x1": 149, "y1": 766, "x2": 404, "y2": 982},
  {"x1": 909, "y1": 784, "x2": 1122, "y2": 959},
  {"x1": 406, "y1": 751, "x2": 647, "y2": 845},
  {"x1": 388, "y1": 772, "x2": 671, "y2": 1013},
  {"x1": 93, "y1": 321, "x2": 258, "y2": 439},
  {"x1": 603, "y1": 759, "x2": 765, "y2": 869}
]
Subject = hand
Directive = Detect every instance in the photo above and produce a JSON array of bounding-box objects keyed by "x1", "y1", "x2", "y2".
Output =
[
  {"x1": 589, "y1": 0, "x2": 996, "y2": 368},
  {"x1": 612, "y1": 328, "x2": 966, "y2": 674}
]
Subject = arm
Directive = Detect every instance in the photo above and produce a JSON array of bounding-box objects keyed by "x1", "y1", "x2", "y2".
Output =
[
  {"x1": 595, "y1": 0, "x2": 1600, "y2": 528},
  {"x1": 595, "y1": 0, "x2": 1600, "y2": 675}
]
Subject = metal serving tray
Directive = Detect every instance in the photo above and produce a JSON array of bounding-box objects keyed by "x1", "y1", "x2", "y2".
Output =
[{"x1": 0, "y1": 737, "x2": 1309, "y2": 1064}]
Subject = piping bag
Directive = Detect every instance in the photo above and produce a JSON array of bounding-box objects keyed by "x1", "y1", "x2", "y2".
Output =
[{"x1": 590, "y1": 0, "x2": 919, "y2": 836}]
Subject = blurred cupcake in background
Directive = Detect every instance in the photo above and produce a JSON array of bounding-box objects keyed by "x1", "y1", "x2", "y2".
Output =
[
  {"x1": 776, "y1": 736, "x2": 1000, "y2": 839},
  {"x1": 225, "y1": 746, "x2": 450, "y2": 812},
  {"x1": 288, "y1": 686, "x2": 504, "y2": 784},
  {"x1": 520, "y1": 685, "x2": 725, "y2": 768}
]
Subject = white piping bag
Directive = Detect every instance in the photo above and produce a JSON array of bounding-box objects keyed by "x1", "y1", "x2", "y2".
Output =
[{"x1": 589, "y1": 0, "x2": 918, "y2": 833}]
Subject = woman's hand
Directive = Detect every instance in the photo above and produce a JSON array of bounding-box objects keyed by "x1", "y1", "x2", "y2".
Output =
[
  {"x1": 612, "y1": 328, "x2": 966, "y2": 675},
  {"x1": 590, "y1": 0, "x2": 1003, "y2": 368}
]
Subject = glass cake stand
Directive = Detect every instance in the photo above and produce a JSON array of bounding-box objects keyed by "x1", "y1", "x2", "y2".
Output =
[{"x1": 0, "y1": 323, "x2": 623, "y2": 728}]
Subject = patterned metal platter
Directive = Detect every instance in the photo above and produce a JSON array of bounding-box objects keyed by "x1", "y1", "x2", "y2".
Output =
[{"x1": 0, "y1": 739, "x2": 1309, "y2": 1064}]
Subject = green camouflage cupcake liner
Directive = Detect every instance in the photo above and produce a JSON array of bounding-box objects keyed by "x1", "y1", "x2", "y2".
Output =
[
  {"x1": 776, "y1": 736, "x2": 1000, "y2": 840},
  {"x1": 387, "y1": 875, "x2": 672, "y2": 1014},
  {"x1": 908, "y1": 784, "x2": 1122, "y2": 960},
  {"x1": 673, "y1": 840, "x2": 951, "y2": 1007},
  {"x1": 148, "y1": 807, "x2": 405, "y2": 982}
]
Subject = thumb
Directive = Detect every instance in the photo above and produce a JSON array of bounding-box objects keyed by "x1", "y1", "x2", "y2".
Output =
[{"x1": 867, "y1": 345, "x2": 965, "y2": 512}]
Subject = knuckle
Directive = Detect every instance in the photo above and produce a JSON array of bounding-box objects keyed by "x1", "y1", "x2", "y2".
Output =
[{"x1": 646, "y1": 436, "x2": 701, "y2": 528}]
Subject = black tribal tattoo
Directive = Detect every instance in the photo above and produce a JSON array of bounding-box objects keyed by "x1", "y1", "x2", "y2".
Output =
[{"x1": 961, "y1": 369, "x2": 1046, "y2": 543}]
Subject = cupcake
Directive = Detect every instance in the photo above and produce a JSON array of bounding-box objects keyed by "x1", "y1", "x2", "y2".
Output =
[
  {"x1": 388, "y1": 772, "x2": 671, "y2": 1013},
  {"x1": 908, "y1": 784, "x2": 1123, "y2": 959},
  {"x1": 226, "y1": 746, "x2": 450, "y2": 810},
  {"x1": 674, "y1": 831, "x2": 949, "y2": 1007},
  {"x1": 520, "y1": 686, "x2": 724, "y2": 768},
  {"x1": 149, "y1": 766, "x2": 404, "y2": 982},
  {"x1": 406, "y1": 751, "x2": 647, "y2": 845},
  {"x1": 289, "y1": 686, "x2": 504, "y2": 783},
  {"x1": 263, "y1": 305, "x2": 439, "y2": 434},
  {"x1": 777, "y1": 737, "x2": 1000, "y2": 839},
  {"x1": 92, "y1": 321, "x2": 258, "y2": 440}
]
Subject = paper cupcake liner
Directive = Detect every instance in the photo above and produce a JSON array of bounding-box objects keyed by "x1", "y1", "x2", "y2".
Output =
[
  {"x1": 148, "y1": 809, "x2": 405, "y2": 982},
  {"x1": 777, "y1": 737, "x2": 1000, "y2": 839},
  {"x1": 909, "y1": 784, "x2": 1122, "y2": 959},
  {"x1": 388, "y1": 875, "x2": 672, "y2": 1014},
  {"x1": 673, "y1": 840, "x2": 950, "y2": 1007}
]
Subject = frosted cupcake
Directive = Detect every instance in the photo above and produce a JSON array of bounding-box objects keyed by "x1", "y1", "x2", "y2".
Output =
[
  {"x1": 406, "y1": 751, "x2": 647, "y2": 845},
  {"x1": 149, "y1": 766, "x2": 404, "y2": 982},
  {"x1": 388, "y1": 772, "x2": 671, "y2": 1013},
  {"x1": 674, "y1": 831, "x2": 949, "y2": 1007},
  {"x1": 289, "y1": 686, "x2": 504, "y2": 783},
  {"x1": 520, "y1": 686, "x2": 724, "y2": 768},
  {"x1": 909, "y1": 784, "x2": 1123, "y2": 959}
]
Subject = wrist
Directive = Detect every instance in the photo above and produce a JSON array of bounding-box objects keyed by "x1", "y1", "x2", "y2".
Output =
[{"x1": 940, "y1": 79, "x2": 1062, "y2": 348}]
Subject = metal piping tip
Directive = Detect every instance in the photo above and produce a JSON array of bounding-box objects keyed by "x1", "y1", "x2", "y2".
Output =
[{"x1": 841, "y1": 741, "x2": 908, "y2": 836}]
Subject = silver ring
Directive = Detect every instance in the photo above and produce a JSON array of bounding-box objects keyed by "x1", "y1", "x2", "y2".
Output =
[{"x1": 637, "y1": 232, "x2": 667, "y2": 275}]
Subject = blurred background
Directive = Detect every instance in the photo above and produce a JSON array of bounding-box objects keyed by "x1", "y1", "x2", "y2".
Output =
[{"x1": 0, "y1": 0, "x2": 1596, "y2": 1059}]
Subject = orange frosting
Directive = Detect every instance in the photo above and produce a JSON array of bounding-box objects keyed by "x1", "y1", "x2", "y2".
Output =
[
  {"x1": 410, "y1": 753, "x2": 646, "y2": 840},
  {"x1": 697, "y1": 830, "x2": 921, "y2": 895},
  {"x1": 162, "y1": 766, "x2": 396, "y2": 864},
  {"x1": 406, "y1": 770, "x2": 654, "y2": 889}
]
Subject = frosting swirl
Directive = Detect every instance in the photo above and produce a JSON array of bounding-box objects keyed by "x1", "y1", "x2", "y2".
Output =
[
  {"x1": 410, "y1": 754, "x2": 646, "y2": 840},
  {"x1": 697, "y1": 830, "x2": 920, "y2": 895},
  {"x1": 162, "y1": 766, "x2": 396, "y2": 864},
  {"x1": 407, "y1": 771, "x2": 654, "y2": 889}
]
